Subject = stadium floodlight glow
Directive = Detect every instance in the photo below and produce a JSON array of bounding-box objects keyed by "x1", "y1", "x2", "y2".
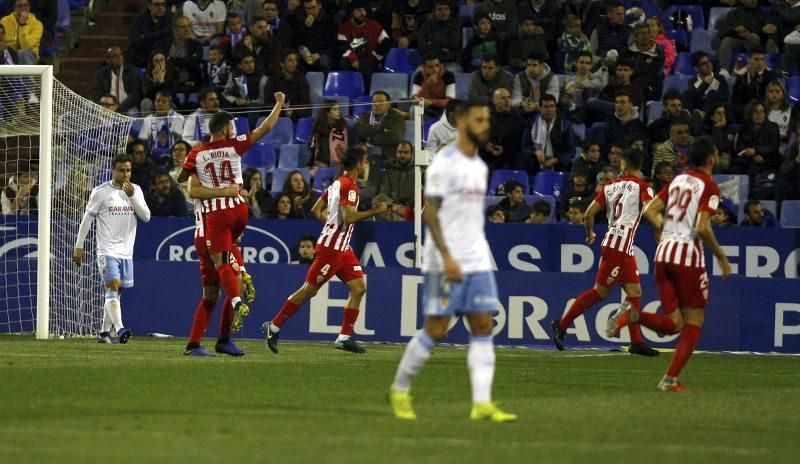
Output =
[{"x1": 0, "y1": 66, "x2": 133, "y2": 339}]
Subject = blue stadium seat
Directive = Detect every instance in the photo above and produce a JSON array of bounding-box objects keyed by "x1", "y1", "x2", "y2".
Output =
[
  {"x1": 311, "y1": 95, "x2": 350, "y2": 118},
  {"x1": 69, "y1": 0, "x2": 89, "y2": 9},
  {"x1": 532, "y1": 171, "x2": 566, "y2": 197},
  {"x1": 56, "y1": 0, "x2": 70, "y2": 32},
  {"x1": 761, "y1": 200, "x2": 777, "y2": 218},
  {"x1": 488, "y1": 170, "x2": 529, "y2": 196},
  {"x1": 404, "y1": 120, "x2": 415, "y2": 143},
  {"x1": 295, "y1": 117, "x2": 313, "y2": 144},
  {"x1": 187, "y1": 93, "x2": 199, "y2": 105},
  {"x1": 259, "y1": 117, "x2": 294, "y2": 146},
  {"x1": 384, "y1": 48, "x2": 422, "y2": 76},
  {"x1": 271, "y1": 168, "x2": 310, "y2": 193},
  {"x1": 708, "y1": 7, "x2": 733, "y2": 31},
  {"x1": 307, "y1": 72, "x2": 325, "y2": 98},
  {"x1": 313, "y1": 167, "x2": 338, "y2": 191},
  {"x1": 526, "y1": 194, "x2": 557, "y2": 223},
  {"x1": 550, "y1": 50, "x2": 565, "y2": 74},
  {"x1": 278, "y1": 144, "x2": 301, "y2": 169},
  {"x1": 668, "y1": 29, "x2": 688, "y2": 52},
  {"x1": 673, "y1": 52, "x2": 695, "y2": 77},
  {"x1": 462, "y1": 27, "x2": 473, "y2": 48},
  {"x1": 647, "y1": 101, "x2": 664, "y2": 122},
  {"x1": 233, "y1": 117, "x2": 250, "y2": 136},
  {"x1": 662, "y1": 75, "x2": 691, "y2": 98},
  {"x1": 459, "y1": 4, "x2": 474, "y2": 27},
  {"x1": 242, "y1": 141, "x2": 275, "y2": 170},
  {"x1": 423, "y1": 118, "x2": 436, "y2": 142},
  {"x1": 352, "y1": 95, "x2": 373, "y2": 118},
  {"x1": 371, "y1": 72, "x2": 409, "y2": 102},
  {"x1": 455, "y1": 72, "x2": 470, "y2": 100},
  {"x1": 713, "y1": 174, "x2": 750, "y2": 220},
  {"x1": 572, "y1": 123, "x2": 585, "y2": 141},
  {"x1": 727, "y1": 52, "x2": 780, "y2": 70},
  {"x1": 587, "y1": 122, "x2": 605, "y2": 141},
  {"x1": 788, "y1": 77, "x2": 800, "y2": 103},
  {"x1": 324, "y1": 71, "x2": 365, "y2": 99},
  {"x1": 780, "y1": 200, "x2": 800, "y2": 227},
  {"x1": 690, "y1": 29, "x2": 715, "y2": 55},
  {"x1": 484, "y1": 196, "x2": 504, "y2": 208},
  {"x1": 666, "y1": 5, "x2": 706, "y2": 30}
]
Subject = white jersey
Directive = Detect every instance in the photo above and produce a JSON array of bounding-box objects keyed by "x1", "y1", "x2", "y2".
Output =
[
  {"x1": 596, "y1": 175, "x2": 653, "y2": 256},
  {"x1": 655, "y1": 169, "x2": 721, "y2": 269},
  {"x1": 422, "y1": 144, "x2": 493, "y2": 274},
  {"x1": 182, "y1": 0, "x2": 227, "y2": 39},
  {"x1": 183, "y1": 134, "x2": 251, "y2": 212},
  {"x1": 78, "y1": 181, "x2": 148, "y2": 259}
]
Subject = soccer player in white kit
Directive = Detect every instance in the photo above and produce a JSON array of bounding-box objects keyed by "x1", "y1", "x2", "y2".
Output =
[
  {"x1": 73, "y1": 154, "x2": 151, "y2": 344},
  {"x1": 389, "y1": 101, "x2": 517, "y2": 422}
]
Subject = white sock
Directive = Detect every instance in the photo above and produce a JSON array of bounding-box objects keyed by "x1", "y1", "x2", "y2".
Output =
[
  {"x1": 336, "y1": 334, "x2": 350, "y2": 342},
  {"x1": 468, "y1": 335, "x2": 495, "y2": 404},
  {"x1": 101, "y1": 309, "x2": 112, "y2": 333},
  {"x1": 231, "y1": 296, "x2": 242, "y2": 307},
  {"x1": 104, "y1": 289, "x2": 123, "y2": 331},
  {"x1": 392, "y1": 330, "x2": 435, "y2": 393}
]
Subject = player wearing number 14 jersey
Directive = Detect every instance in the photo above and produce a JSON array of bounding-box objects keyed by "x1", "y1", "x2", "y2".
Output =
[
  {"x1": 609, "y1": 136, "x2": 731, "y2": 392},
  {"x1": 550, "y1": 149, "x2": 659, "y2": 356}
]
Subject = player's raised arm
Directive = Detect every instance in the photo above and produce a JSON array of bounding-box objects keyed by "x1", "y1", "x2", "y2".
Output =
[
  {"x1": 250, "y1": 92, "x2": 286, "y2": 143},
  {"x1": 584, "y1": 200, "x2": 602, "y2": 245},
  {"x1": 188, "y1": 174, "x2": 240, "y2": 199}
]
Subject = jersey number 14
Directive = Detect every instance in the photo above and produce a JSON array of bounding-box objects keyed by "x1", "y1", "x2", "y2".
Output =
[{"x1": 204, "y1": 160, "x2": 236, "y2": 187}]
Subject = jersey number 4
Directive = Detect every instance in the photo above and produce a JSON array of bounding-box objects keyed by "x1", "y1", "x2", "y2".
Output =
[
  {"x1": 666, "y1": 187, "x2": 693, "y2": 222},
  {"x1": 204, "y1": 160, "x2": 236, "y2": 187}
]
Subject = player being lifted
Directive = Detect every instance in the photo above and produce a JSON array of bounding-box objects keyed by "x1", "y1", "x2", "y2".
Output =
[
  {"x1": 261, "y1": 147, "x2": 388, "y2": 354},
  {"x1": 550, "y1": 149, "x2": 659, "y2": 357},
  {"x1": 181, "y1": 93, "x2": 285, "y2": 335},
  {"x1": 73, "y1": 154, "x2": 151, "y2": 344},
  {"x1": 608, "y1": 136, "x2": 731, "y2": 391},
  {"x1": 389, "y1": 101, "x2": 517, "y2": 422}
]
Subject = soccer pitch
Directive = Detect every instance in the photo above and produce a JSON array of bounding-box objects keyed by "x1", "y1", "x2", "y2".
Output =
[{"x1": 0, "y1": 337, "x2": 798, "y2": 464}]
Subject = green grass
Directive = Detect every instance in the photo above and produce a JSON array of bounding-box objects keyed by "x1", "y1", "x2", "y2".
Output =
[{"x1": 0, "y1": 336, "x2": 798, "y2": 464}]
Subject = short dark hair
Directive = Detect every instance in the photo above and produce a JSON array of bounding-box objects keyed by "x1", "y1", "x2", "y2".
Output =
[
  {"x1": 539, "y1": 93, "x2": 557, "y2": 106},
  {"x1": 689, "y1": 135, "x2": 717, "y2": 167},
  {"x1": 621, "y1": 148, "x2": 644, "y2": 170},
  {"x1": 633, "y1": 22, "x2": 650, "y2": 34},
  {"x1": 155, "y1": 89, "x2": 173, "y2": 101},
  {"x1": 504, "y1": 179, "x2": 523, "y2": 195},
  {"x1": 209, "y1": 45, "x2": 224, "y2": 54},
  {"x1": 237, "y1": 51, "x2": 255, "y2": 64},
  {"x1": 99, "y1": 94, "x2": 118, "y2": 104},
  {"x1": 341, "y1": 147, "x2": 365, "y2": 171},
  {"x1": 606, "y1": 0, "x2": 623, "y2": 12},
  {"x1": 473, "y1": 13, "x2": 491, "y2": 27},
  {"x1": 249, "y1": 14, "x2": 267, "y2": 26},
  {"x1": 445, "y1": 98, "x2": 462, "y2": 115},
  {"x1": 531, "y1": 200, "x2": 551, "y2": 216},
  {"x1": 198, "y1": 87, "x2": 217, "y2": 102},
  {"x1": 153, "y1": 171, "x2": 170, "y2": 183},
  {"x1": 583, "y1": 138, "x2": 600, "y2": 151},
  {"x1": 486, "y1": 204, "x2": 503, "y2": 217},
  {"x1": 422, "y1": 52, "x2": 440, "y2": 64},
  {"x1": 112, "y1": 153, "x2": 133, "y2": 168},
  {"x1": 280, "y1": 48, "x2": 298, "y2": 63},
  {"x1": 298, "y1": 234, "x2": 315, "y2": 244},
  {"x1": 455, "y1": 99, "x2": 485, "y2": 119},
  {"x1": 527, "y1": 51, "x2": 546, "y2": 64},
  {"x1": 433, "y1": 0, "x2": 451, "y2": 7},
  {"x1": 128, "y1": 140, "x2": 145, "y2": 152},
  {"x1": 571, "y1": 168, "x2": 589, "y2": 181},
  {"x1": 397, "y1": 140, "x2": 413, "y2": 151},
  {"x1": 749, "y1": 46, "x2": 766, "y2": 56},
  {"x1": 172, "y1": 140, "x2": 192, "y2": 153},
  {"x1": 226, "y1": 12, "x2": 241, "y2": 22},
  {"x1": 577, "y1": 50, "x2": 593, "y2": 62},
  {"x1": 670, "y1": 115, "x2": 692, "y2": 128},
  {"x1": 209, "y1": 111, "x2": 235, "y2": 135},
  {"x1": 481, "y1": 53, "x2": 499, "y2": 66},
  {"x1": 691, "y1": 51, "x2": 710, "y2": 68},
  {"x1": 744, "y1": 199, "x2": 762, "y2": 215},
  {"x1": 563, "y1": 14, "x2": 580, "y2": 28},
  {"x1": 616, "y1": 58, "x2": 634, "y2": 70},
  {"x1": 615, "y1": 90, "x2": 632, "y2": 102},
  {"x1": 372, "y1": 90, "x2": 390, "y2": 101},
  {"x1": 662, "y1": 90, "x2": 682, "y2": 104}
]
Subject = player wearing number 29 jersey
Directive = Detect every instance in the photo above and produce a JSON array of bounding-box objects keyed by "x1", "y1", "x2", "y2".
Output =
[{"x1": 550, "y1": 149, "x2": 659, "y2": 357}]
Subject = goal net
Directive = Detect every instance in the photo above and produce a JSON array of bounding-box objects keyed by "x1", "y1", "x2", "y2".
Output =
[{"x1": 0, "y1": 66, "x2": 133, "y2": 338}]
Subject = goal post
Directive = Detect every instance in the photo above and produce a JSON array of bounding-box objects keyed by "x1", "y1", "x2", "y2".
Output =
[{"x1": 412, "y1": 99, "x2": 429, "y2": 269}]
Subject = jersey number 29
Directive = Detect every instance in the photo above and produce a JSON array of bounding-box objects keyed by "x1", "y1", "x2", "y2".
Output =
[
  {"x1": 204, "y1": 160, "x2": 236, "y2": 187},
  {"x1": 666, "y1": 186, "x2": 693, "y2": 222}
]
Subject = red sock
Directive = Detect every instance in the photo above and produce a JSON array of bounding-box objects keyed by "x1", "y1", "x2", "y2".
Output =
[
  {"x1": 340, "y1": 308, "x2": 360, "y2": 336},
  {"x1": 216, "y1": 263, "x2": 241, "y2": 299},
  {"x1": 272, "y1": 300, "x2": 300, "y2": 328},
  {"x1": 667, "y1": 324, "x2": 702, "y2": 378},
  {"x1": 559, "y1": 289, "x2": 603, "y2": 330},
  {"x1": 625, "y1": 297, "x2": 644, "y2": 344},
  {"x1": 230, "y1": 246, "x2": 244, "y2": 268},
  {"x1": 189, "y1": 298, "x2": 215, "y2": 344},
  {"x1": 638, "y1": 312, "x2": 678, "y2": 334},
  {"x1": 218, "y1": 296, "x2": 233, "y2": 341}
]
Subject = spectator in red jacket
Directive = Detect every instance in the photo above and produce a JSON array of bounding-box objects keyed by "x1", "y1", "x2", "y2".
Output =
[{"x1": 338, "y1": 0, "x2": 391, "y2": 82}]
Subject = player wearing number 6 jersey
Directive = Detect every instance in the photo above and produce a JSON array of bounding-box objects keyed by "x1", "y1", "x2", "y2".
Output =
[
  {"x1": 180, "y1": 92, "x2": 285, "y2": 335},
  {"x1": 550, "y1": 149, "x2": 659, "y2": 356},
  {"x1": 609, "y1": 136, "x2": 731, "y2": 392},
  {"x1": 262, "y1": 147, "x2": 388, "y2": 354}
]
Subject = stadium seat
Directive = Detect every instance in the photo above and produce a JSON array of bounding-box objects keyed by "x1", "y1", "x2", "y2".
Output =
[
  {"x1": 271, "y1": 167, "x2": 310, "y2": 193},
  {"x1": 550, "y1": 50, "x2": 565, "y2": 74},
  {"x1": 352, "y1": 95, "x2": 373, "y2": 118},
  {"x1": 689, "y1": 29, "x2": 715, "y2": 55},
  {"x1": 662, "y1": 75, "x2": 691, "y2": 98},
  {"x1": 572, "y1": 123, "x2": 585, "y2": 141},
  {"x1": 526, "y1": 194, "x2": 557, "y2": 223},
  {"x1": 532, "y1": 171, "x2": 566, "y2": 198},
  {"x1": 278, "y1": 144, "x2": 301, "y2": 169},
  {"x1": 673, "y1": 52, "x2": 695, "y2": 77},
  {"x1": 259, "y1": 117, "x2": 294, "y2": 146},
  {"x1": 788, "y1": 77, "x2": 800, "y2": 103},
  {"x1": 708, "y1": 7, "x2": 733, "y2": 31},
  {"x1": 295, "y1": 117, "x2": 313, "y2": 144},
  {"x1": 761, "y1": 200, "x2": 777, "y2": 218},
  {"x1": 129, "y1": 118, "x2": 144, "y2": 138},
  {"x1": 404, "y1": 120, "x2": 415, "y2": 143},
  {"x1": 459, "y1": 4, "x2": 474, "y2": 27},
  {"x1": 187, "y1": 93, "x2": 199, "y2": 105},
  {"x1": 484, "y1": 196, "x2": 504, "y2": 208},
  {"x1": 666, "y1": 5, "x2": 706, "y2": 30},
  {"x1": 780, "y1": 200, "x2": 800, "y2": 227},
  {"x1": 455, "y1": 72, "x2": 470, "y2": 99},
  {"x1": 312, "y1": 167, "x2": 338, "y2": 191},
  {"x1": 423, "y1": 118, "x2": 436, "y2": 142},
  {"x1": 242, "y1": 140, "x2": 276, "y2": 171},
  {"x1": 234, "y1": 117, "x2": 250, "y2": 136},
  {"x1": 713, "y1": 174, "x2": 749, "y2": 220},
  {"x1": 371, "y1": 72, "x2": 409, "y2": 102},
  {"x1": 56, "y1": 0, "x2": 70, "y2": 32},
  {"x1": 311, "y1": 95, "x2": 350, "y2": 118},
  {"x1": 488, "y1": 170, "x2": 529, "y2": 196},
  {"x1": 307, "y1": 71, "x2": 325, "y2": 98},
  {"x1": 647, "y1": 101, "x2": 664, "y2": 122},
  {"x1": 68, "y1": 0, "x2": 89, "y2": 9},
  {"x1": 586, "y1": 122, "x2": 605, "y2": 141},
  {"x1": 383, "y1": 48, "x2": 422, "y2": 76},
  {"x1": 462, "y1": 27, "x2": 473, "y2": 48},
  {"x1": 668, "y1": 29, "x2": 688, "y2": 52},
  {"x1": 324, "y1": 71, "x2": 365, "y2": 99}
]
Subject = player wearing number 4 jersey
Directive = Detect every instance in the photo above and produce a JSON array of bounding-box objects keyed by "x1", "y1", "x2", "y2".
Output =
[
  {"x1": 550, "y1": 149, "x2": 659, "y2": 357},
  {"x1": 608, "y1": 136, "x2": 731, "y2": 392},
  {"x1": 262, "y1": 147, "x2": 388, "y2": 354},
  {"x1": 180, "y1": 92, "x2": 286, "y2": 336}
]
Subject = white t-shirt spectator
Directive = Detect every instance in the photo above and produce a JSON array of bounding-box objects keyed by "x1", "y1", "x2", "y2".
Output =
[{"x1": 183, "y1": 0, "x2": 227, "y2": 40}]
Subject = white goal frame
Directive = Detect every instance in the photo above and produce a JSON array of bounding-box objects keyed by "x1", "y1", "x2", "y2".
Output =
[{"x1": 0, "y1": 65, "x2": 55, "y2": 339}]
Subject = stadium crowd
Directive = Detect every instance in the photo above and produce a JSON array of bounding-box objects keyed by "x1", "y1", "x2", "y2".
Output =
[{"x1": 2, "y1": 0, "x2": 800, "y2": 226}]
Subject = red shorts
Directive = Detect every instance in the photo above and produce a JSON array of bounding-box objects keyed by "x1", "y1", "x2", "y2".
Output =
[
  {"x1": 304, "y1": 246, "x2": 364, "y2": 287},
  {"x1": 654, "y1": 261, "x2": 709, "y2": 313},
  {"x1": 205, "y1": 203, "x2": 248, "y2": 255},
  {"x1": 195, "y1": 236, "x2": 243, "y2": 287},
  {"x1": 595, "y1": 248, "x2": 640, "y2": 287}
]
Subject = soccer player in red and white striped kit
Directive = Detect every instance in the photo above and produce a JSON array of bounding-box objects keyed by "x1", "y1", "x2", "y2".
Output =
[
  {"x1": 550, "y1": 149, "x2": 660, "y2": 356},
  {"x1": 262, "y1": 147, "x2": 387, "y2": 353},
  {"x1": 609, "y1": 135, "x2": 731, "y2": 391}
]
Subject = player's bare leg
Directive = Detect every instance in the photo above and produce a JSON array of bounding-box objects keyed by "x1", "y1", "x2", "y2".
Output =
[
  {"x1": 263, "y1": 283, "x2": 319, "y2": 353},
  {"x1": 466, "y1": 312, "x2": 517, "y2": 423},
  {"x1": 102, "y1": 279, "x2": 131, "y2": 344},
  {"x1": 334, "y1": 278, "x2": 366, "y2": 353},
  {"x1": 658, "y1": 308, "x2": 703, "y2": 392},
  {"x1": 185, "y1": 286, "x2": 221, "y2": 357},
  {"x1": 551, "y1": 283, "x2": 609, "y2": 350}
]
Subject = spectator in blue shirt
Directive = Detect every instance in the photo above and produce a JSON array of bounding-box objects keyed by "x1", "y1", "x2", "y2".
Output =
[{"x1": 739, "y1": 199, "x2": 779, "y2": 227}]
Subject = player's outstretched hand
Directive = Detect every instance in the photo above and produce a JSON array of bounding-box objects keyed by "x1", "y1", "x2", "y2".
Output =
[
  {"x1": 72, "y1": 248, "x2": 84, "y2": 266},
  {"x1": 586, "y1": 230, "x2": 595, "y2": 246},
  {"x1": 122, "y1": 181, "x2": 134, "y2": 197},
  {"x1": 274, "y1": 92, "x2": 286, "y2": 104},
  {"x1": 443, "y1": 254, "x2": 463, "y2": 283}
]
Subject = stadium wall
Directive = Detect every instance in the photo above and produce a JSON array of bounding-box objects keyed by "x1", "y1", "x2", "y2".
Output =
[{"x1": 1, "y1": 218, "x2": 799, "y2": 352}]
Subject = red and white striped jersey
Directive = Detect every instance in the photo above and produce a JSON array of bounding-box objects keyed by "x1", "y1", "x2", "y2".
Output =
[
  {"x1": 182, "y1": 134, "x2": 252, "y2": 213},
  {"x1": 655, "y1": 169, "x2": 721, "y2": 268},
  {"x1": 317, "y1": 176, "x2": 360, "y2": 252},
  {"x1": 595, "y1": 175, "x2": 654, "y2": 256},
  {"x1": 193, "y1": 200, "x2": 206, "y2": 239}
]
